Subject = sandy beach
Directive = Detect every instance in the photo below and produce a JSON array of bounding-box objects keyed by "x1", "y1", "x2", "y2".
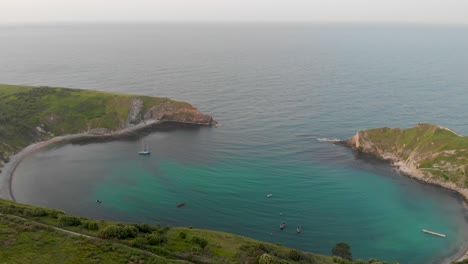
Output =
[{"x1": 0, "y1": 119, "x2": 160, "y2": 202}]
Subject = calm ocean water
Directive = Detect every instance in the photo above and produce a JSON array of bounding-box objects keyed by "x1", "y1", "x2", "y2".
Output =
[{"x1": 1, "y1": 23, "x2": 468, "y2": 263}]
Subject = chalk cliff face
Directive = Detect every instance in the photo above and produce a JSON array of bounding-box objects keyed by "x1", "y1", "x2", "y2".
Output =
[{"x1": 346, "y1": 123, "x2": 468, "y2": 200}]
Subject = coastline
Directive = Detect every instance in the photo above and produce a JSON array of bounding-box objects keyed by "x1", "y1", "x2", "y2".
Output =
[
  {"x1": 391, "y1": 159, "x2": 468, "y2": 263},
  {"x1": 1, "y1": 119, "x2": 163, "y2": 202},
  {"x1": 391, "y1": 160, "x2": 468, "y2": 203},
  {"x1": 334, "y1": 132, "x2": 468, "y2": 264},
  {"x1": 323, "y1": 135, "x2": 468, "y2": 263}
]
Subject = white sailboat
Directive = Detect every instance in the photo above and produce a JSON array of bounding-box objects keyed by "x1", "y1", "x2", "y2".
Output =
[{"x1": 138, "y1": 142, "x2": 151, "y2": 155}]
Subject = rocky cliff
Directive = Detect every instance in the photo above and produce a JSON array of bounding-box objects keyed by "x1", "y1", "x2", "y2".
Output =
[{"x1": 345, "y1": 123, "x2": 468, "y2": 200}]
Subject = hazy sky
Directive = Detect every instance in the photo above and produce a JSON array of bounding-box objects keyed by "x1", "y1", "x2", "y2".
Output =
[{"x1": 1, "y1": 0, "x2": 468, "y2": 25}]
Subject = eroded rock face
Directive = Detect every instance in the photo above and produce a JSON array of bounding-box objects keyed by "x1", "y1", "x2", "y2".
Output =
[
  {"x1": 126, "y1": 98, "x2": 144, "y2": 127},
  {"x1": 343, "y1": 124, "x2": 468, "y2": 201},
  {"x1": 144, "y1": 101, "x2": 216, "y2": 126}
]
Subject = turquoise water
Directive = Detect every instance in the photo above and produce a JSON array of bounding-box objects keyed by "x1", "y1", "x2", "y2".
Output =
[{"x1": 3, "y1": 24, "x2": 468, "y2": 263}]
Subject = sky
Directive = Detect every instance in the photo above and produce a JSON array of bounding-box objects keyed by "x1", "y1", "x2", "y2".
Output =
[{"x1": 1, "y1": 0, "x2": 468, "y2": 25}]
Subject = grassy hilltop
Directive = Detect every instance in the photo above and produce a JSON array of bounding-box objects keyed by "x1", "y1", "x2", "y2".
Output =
[
  {"x1": 0, "y1": 84, "x2": 214, "y2": 169},
  {"x1": 349, "y1": 123, "x2": 468, "y2": 190}
]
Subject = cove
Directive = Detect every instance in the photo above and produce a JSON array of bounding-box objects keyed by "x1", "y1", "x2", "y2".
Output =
[{"x1": 11, "y1": 126, "x2": 468, "y2": 264}]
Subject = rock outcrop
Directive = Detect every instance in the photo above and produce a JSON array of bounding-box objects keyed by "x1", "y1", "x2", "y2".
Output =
[
  {"x1": 143, "y1": 100, "x2": 216, "y2": 126},
  {"x1": 125, "y1": 98, "x2": 144, "y2": 127},
  {"x1": 345, "y1": 123, "x2": 468, "y2": 201}
]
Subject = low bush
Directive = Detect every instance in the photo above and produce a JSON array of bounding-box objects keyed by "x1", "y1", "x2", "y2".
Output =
[
  {"x1": 98, "y1": 225, "x2": 138, "y2": 239},
  {"x1": 133, "y1": 223, "x2": 154, "y2": 233},
  {"x1": 58, "y1": 215, "x2": 81, "y2": 226},
  {"x1": 146, "y1": 233, "x2": 167, "y2": 245},
  {"x1": 82, "y1": 221, "x2": 99, "y2": 231},
  {"x1": 178, "y1": 231, "x2": 187, "y2": 239},
  {"x1": 288, "y1": 249, "x2": 302, "y2": 261},
  {"x1": 191, "y1": 236, "x2": 208, "y2": 249},
  {"x1": 28, "y1": 208, "x2": 48, "y2": 217},
  {"x1": 131, "y1": 237, "x2": 149, "y2": 248},
  {"x1": 258, "y1": 253, "x2": 274, "y2": 264},
  {"x1": 48, "y1": 209, "x2": 65, "y2": 219}
]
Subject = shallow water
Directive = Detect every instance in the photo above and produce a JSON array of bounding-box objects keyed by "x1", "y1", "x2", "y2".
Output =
[{"x1": 2, "y1": 23, "x2": 468, "y2": 263}]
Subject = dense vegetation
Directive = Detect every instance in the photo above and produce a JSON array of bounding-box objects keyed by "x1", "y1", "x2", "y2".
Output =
[
  {"x1": 0, "y1": 198, "x2": 395, "y2": 264},
  {"x1": 352, "y1": 123, "x2": 468, "y2": 188}
]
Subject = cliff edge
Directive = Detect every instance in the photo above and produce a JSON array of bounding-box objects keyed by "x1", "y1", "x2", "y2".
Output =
[{"x1": 346, "y1": 123, "x2": 468, "y2": 201}]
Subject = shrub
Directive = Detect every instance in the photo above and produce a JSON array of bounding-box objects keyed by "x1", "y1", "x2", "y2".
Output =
[
  {"x1": 131, "y1": 237, "x2": 149, "y2": 248},
  {"x1": 332, "y1": 242, "x2": 352, "y2": 261},
  {"x1": 288, "y1": 249, "x2": 302, "y2": 261},
  {"x1": 146, "y1": 233, "x2": 167, "y2": 245},
  {"x1": 58, "y1": 215, "x2": 81, "y2": 226},
  {"x1": 99, "y1": 225, "x2": 122, "y2": 239},
  {"x1": 48, "y1": 210, "x2": 65, "y2": 219},
  {"x1": 191, "y1": 236, "x2": 208, "y2": 249},
  {"x1": 99, "y1": 225, "x2": 138, "y2": 239},
  {"x1": 29, "y1": 208, "x2": 48, "y2": 217},
  {"x1": 178, "y1": 231, "x2": 187, "y2": 239},
  {"x1": 123, "y1": 226, "x2": 138, "y2": 238},
  {"x1": 133, "y1": 223, "x2": 153, "y2": 233},
  {"x1": 86, "y1": 221, "x2": 99, "y2": 231},
  {"x1": 259, "y1": 253, "x2": 275, "y2": 264}
]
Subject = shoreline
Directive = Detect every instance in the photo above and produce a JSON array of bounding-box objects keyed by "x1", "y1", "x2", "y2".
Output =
[
  {"x1": 325, "y1": 138, "x2": 468, "y2": 263},
  {"x1": 1, "y1": 119, "x2": 163, "y2": 202},
  {"x1": 391, "y1": 159, "x2": 468, "y2": 263}
]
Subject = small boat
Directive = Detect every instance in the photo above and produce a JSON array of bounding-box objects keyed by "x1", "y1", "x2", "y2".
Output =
[
  {"x1": 266, "y1": 194, "x2": 273, "y2": 198},
  {"x1": 280, "y1": 222, "x2": 286, "y2": 230},
  {"x1": 139, "y1": 143, "x2": 151, "y2": 155},
  {"x1": 296, "y1": 227, "x2": 302, "y2": 233},
  {"x1": 422, "y1": 229, "x2": 446, "y2": 237},
  {"x1": 177, "y1": 202, "x2": 185, "y2": 208}
]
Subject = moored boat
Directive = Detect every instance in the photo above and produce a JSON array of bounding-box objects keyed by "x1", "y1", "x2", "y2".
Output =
[
  {"x1": 422, "y1": 229, "x2": 446, "y2": 237},
  {"x1": 280, "y1": 222, "x2": 286, "y2": 230},
  {"x1": 139, "y1": 142, "x2": 151, "y2": 155}
]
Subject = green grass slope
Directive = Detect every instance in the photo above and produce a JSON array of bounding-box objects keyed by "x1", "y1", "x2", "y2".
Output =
[
  {"x1": 0, "y1": 199, "x2": 393, "y2": 264},
  {"x1": 0, "y1": 84, "x2": 212, "y2": 169},
  {"x1": 352, "y1": 123, "x2": 468, "y2": 189}
]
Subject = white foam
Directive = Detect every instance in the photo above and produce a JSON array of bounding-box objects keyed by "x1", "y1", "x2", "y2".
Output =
[{"x1": 317, "y1": 137, "x2": 342, "y2": 143}]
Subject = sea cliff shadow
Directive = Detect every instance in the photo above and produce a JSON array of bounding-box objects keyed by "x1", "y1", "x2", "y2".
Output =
[{"x1": 64, "y1": 122, "x2": 206, "y2": 146}]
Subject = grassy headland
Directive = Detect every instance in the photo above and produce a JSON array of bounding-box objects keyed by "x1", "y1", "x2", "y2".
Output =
[
  {"x1": 347, "y1": 123, "x2": 468, "y2": 200},
  {"x1": 0, "y1": 84, "x2": 215, "y2": 171}
]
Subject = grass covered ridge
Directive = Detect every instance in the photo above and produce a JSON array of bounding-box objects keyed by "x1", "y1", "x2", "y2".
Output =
[
  {"x1": 0, "y1": 84, "x2": 209, "y2": 167},
  {"x1": 354, "y1": 123, "x2": 468, "y2": 188},
  {"x1": 0, "y1": 199, "x2": 395, "y2": 264}
]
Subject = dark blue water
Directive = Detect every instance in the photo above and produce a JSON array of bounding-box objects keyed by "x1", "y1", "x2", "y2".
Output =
[{"x1": 1, "y1": 23, "x2": 468, "y2": 263}]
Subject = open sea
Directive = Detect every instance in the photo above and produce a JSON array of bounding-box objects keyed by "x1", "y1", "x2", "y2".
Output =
[{"x1": 1, "y1": 23, "x2": 468, "y2": 263}]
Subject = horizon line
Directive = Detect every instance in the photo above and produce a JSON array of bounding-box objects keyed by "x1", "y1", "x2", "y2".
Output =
[{"x1": 1, "y1": 20, "x2": 468, "y2": 27}]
